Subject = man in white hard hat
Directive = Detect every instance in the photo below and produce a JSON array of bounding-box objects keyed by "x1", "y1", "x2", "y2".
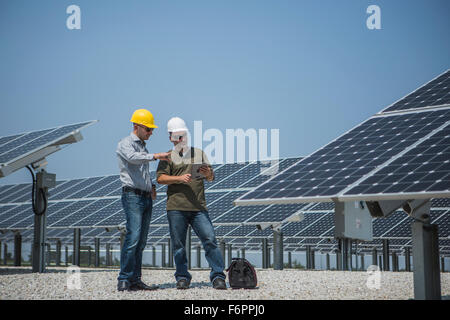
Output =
[
  {"x1": 116, "y1": 108, "x2": 170, "y2": 292},
  {"x1": 156, "y1": 117, "x2": 227, "y2": 290}
]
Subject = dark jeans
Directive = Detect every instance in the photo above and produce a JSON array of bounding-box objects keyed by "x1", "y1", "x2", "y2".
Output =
[
  {"x1": 167, "y1": 210, "x2": 226, "y2": 283},
  {"x1": 117, "y1": 192, "x2": 152, "y2": 283}
]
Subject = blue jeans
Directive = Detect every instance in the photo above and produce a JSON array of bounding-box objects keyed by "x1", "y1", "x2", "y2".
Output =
[
  {"x1": 167, "y1": 210, "x2": 226, "y2": 283},
  {"x1": 118, "y1": 192, "x2": 152, "y2": 283}
]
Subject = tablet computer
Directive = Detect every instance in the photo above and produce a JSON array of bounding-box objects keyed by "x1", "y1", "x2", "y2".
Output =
[{"x1": 191, "y1": 163, "x2": 207, "y2": 179}]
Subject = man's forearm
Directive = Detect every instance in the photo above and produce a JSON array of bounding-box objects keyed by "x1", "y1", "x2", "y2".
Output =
[{"x1": 157, "y1": 174, "x2": 180, "y2": 185}]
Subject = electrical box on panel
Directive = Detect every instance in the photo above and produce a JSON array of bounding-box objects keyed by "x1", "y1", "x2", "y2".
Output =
[{"x1": 334, "y1": 201, "x2": 373, "y2": 241}]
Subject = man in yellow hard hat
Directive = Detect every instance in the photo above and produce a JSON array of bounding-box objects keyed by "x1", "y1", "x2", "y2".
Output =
[{"x1": 116, "y1": 108, "x2": 170, "y2": 292}]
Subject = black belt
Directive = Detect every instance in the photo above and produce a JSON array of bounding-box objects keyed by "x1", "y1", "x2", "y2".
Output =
[{"x1": 122, "y1": 186, "x2": 152, "y2": 198}]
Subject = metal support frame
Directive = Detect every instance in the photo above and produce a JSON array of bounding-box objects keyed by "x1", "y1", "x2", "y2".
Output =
[
  {"x1": 412, "y1": 222, "x2": 441, "y2": 299},
  {"x1": 261, "y1": 238, "x2": 268, "y2": 269},
  {"x1": 186, "y1": 226, "x2": 191, "y2": 270},
  {"x1": 311, "y1": 249, "x2": 315, "y2": 270},
  {"x1": 306, "y1": 246, "x2": 311, "y2": 269},
  {"x1": 161, "y1": 243, "x2": 166, "y2": 267},
  {"x1": 326, "y1": 253, "x2": 330, "y2": 270},
  {"x1": 338, "y1": 238, "x2": 351, "y2": 271},
  {"x1": 335, "y1": 249, "x2": 341, "y2": 271},
  {"x1": 405, "y1": 200, "x2": 441, "y2": 299},
  {"x1": 441, "y1": 257, "x2": 445, "y2": 273},
  {"x1": 87, "y1": 246, "x2": 92, "y2": 266},
  {"x1": 3, "y1": 243, "x2": 7, "y2": 265},
  {"x1": 105, "y1": 243, "x2": 111, "y2": 266},
  {"x1": 241, "y1": 248, "x2": 245, "y2": 260},
  {"x1": 372, "y1": 248, "x2": 377, "y2": 267},
  {"x1": 368, "y1": 198, "x2": 441, "y2": 299},
  {"x1": 56, "y1": 240, "x2": 61, "y2": 266},
  {"x1": 73, "y1": 228, "x2": 81, "y2": 266},
  {"x1": 14, "y1": 232, "x2": 22, "y2": 266},
  {"x1": 288, "y1": 251, "x2": 292, "y2": 268},
  {"x1": 65, "y1": 246, "x2": 68, "y2": 266},
  {"x1": 32, "y1": 171, "x2": 52, "y2": 273},
  {"x1": 273, "y1": 229, "x2": 284, "y2": 270},
  {"x1": 392, "y1": 252, "x2": 398, "y2": 272},
  {"x1": 382, "y1": 239, "x2": 390, "y2": 271},
  {"x1": 360, "y1": 254, "x2": 365, "y2": 271},
  {"x1": 45, "y1": 243, "x2": 51, "y2": 266},
  {"x1": 94, "y1": 238, "x2": 100, "y2": 267},
  {"x1": 152, "y1": 246, "x2": 156, "y2": 267},
  {"x1": 404, "y1": 247, "x2": 411, "y2": 272}
]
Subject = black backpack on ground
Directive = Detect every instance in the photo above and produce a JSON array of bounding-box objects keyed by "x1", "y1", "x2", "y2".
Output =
[{"x1": 226, "y1": 258, "x2": 258, "y2": 289}]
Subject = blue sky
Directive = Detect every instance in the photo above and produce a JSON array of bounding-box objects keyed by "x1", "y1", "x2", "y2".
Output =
[{"x1": 1, "y1": 0, "x2": 449, "y2": 185}]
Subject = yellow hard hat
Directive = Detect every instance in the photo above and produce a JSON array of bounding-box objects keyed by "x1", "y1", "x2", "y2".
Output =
[{"x1": 130, "y1": 109, "x2": 158, "y2": 128}]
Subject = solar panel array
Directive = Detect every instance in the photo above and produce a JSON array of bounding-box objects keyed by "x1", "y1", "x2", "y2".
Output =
[
  {"x1": 0, "y1": 157, "x2": 300, "y2": 233},
  {"x1": 0, "y1": 158, "x2": 449, "y2": 255},
  {"x1": 235, "y1": 69, "x2": 450, "y2": 205}
]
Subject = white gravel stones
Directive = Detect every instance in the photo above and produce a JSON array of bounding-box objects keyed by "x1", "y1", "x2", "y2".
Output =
[{"x1": 0, "y1": 266, "x2": 449, "y2": 300}]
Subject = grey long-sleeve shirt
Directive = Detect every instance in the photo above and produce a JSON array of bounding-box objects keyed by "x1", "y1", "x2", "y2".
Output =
[{"x1": 116, "y1": 133, "x2": 155, "y2": 192}]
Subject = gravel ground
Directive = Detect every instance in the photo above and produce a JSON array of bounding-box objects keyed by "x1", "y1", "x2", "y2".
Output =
[{"x1": 1, "y1": 266, "x2": 449, "y2": 300}]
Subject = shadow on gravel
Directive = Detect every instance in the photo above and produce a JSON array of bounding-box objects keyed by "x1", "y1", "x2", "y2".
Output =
[
  {"x1": 156, "y1": 281, "x2": 212, "y2": 290},
  {"x1": 0, "y1": 267, "x2": 119, "y2": 276}
]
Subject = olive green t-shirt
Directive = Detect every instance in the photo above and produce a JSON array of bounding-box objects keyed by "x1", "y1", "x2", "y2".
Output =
[{"x1": 156, "y1": 147, "x2": 213, "y2": 212}]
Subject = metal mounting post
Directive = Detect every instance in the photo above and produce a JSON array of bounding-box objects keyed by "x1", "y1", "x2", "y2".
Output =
[
  {"x1": 273, "y1": 229, "x2": 284, "y2": 270},
  {"x1": 94, "y1": 238, "x2": 100, "y2": 267},
  {"x1": 14, "y1": 231, "x2": 22, "y2": 266},
  {"x1": 404, "y1": 199, "x2": 441, "y2": 300},
  {"x1": 31, "y1": 169, "x2": 55, "y2": 273},
  {"x1": 73, "y1": 228, "x2": 81, "y2": 266}
]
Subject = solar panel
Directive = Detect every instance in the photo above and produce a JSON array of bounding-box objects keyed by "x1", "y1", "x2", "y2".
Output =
[
  {"x1": 342, "y1": 123, "x2": 450, "y2": 200},
  {"x1": 372, "y1": 211, "x2": 407, "y2": 237},
  {"x1": 296, "y1": 213, "x2": 334, "y2": 237},
  {"x1": 0, "y1": 204, "x2": 30, "y2": 228},
  {"x1": 62, "y1": 199, "x2": 120, "y2": 228},
  {"x1": 239, "y1": 157, "x2": 303, "y2": 188},
  {"x1": 47, "y1": 200, "x2": 93, "y2": 227},
  {"x1": 208, "y1": 162, "x2": 261, "y2": 189},
  {"x1": 381, "y1": 70, "x2": 450, "y2": 113},
  {"x1": 1, "y1": 157, "x2": 448, "y2": 254},
  {"x1": 0, "y1": 184, "x2": 30, "y2": 204},
  {"x1": 245, "y1": 203, "x2": 309, "y2": 223},
  {"x1": 236, "y1": 107, "x2": 450, "y2": 205},
  {"x1": 51, "y1": 177, "x2": 106, "y2": 200},
  {"x1": 0, "y1": 121, "x2": 97, "y2": 177},
  {"x1": 431, "y1": 198, "x2": 450, "y2": 207},
  {"x1": 213, "y1": 205, "x2": 269, "y2": 224}
]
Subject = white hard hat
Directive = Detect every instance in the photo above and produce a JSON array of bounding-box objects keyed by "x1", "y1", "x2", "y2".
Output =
[{"x1": 167, "y1": 117, "x2": 188, "y2": 133}]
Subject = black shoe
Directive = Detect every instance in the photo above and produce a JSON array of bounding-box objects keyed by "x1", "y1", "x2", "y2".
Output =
[
  {"x1": 176, "y1": 278, "x2": 190, "y2": 290},
  {"x1": 117, "y1": 280, "x2": 131, "y2": 292},
  {"x1": 130, "y1": 280, "x2": 159, "y2": 291},
  {"x1": 212, "y1": 278, "x2": 227, "y2": 290}
]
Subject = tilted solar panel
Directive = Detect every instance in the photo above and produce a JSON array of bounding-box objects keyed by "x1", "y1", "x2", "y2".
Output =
[
  {"x1": 342, "y1": 122, "x2": 450, "y2": 200},
  {"x1": 236, "y1": 108, "x2": 450, "y2": 205},
  {"x1": 381, "y1": 70, "x2": 450, "y2": 113},
  {"x1": 0, "y1": 121, "x2": 97, "y2": 177}
]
